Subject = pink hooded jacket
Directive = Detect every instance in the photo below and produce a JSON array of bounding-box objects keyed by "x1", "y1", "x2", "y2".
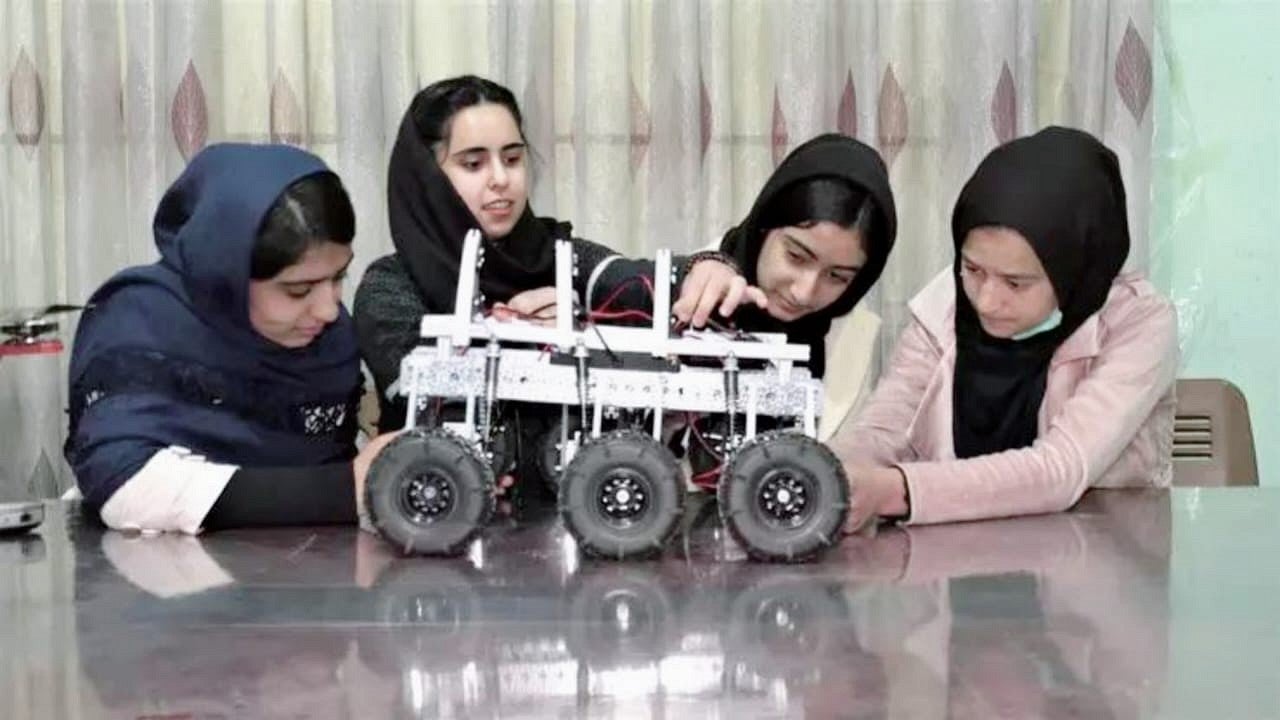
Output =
[{"x1": 831, "y1": 269, "x2": 1177, "y2": 525}]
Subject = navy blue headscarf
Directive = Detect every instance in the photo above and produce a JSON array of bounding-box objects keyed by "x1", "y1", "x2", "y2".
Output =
[{"x1": 66, "y1": 144, "x2": 362, "y2": 510}]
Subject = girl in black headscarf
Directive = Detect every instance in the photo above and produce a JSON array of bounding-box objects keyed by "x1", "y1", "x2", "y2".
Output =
[
  {"x1": 354, "y1": 76, "x2": 758, "y2": 491},
  {"x1": 834, "y1": 126, "x2": 1178, "y2": 531},
  {"x1": 590, "y1": 134, "x2": 897, "y2": 486},
  {"x1": 716, "y1": 134, "x2": 897, "y2": 380},
  {"x1": 594, "y1": 133, "x2": 896, "y2": 387}
]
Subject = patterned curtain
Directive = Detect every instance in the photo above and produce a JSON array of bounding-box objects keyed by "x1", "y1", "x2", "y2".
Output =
[{"x1": 0, "y1": 0, "x2": 1154, "y2": 499}]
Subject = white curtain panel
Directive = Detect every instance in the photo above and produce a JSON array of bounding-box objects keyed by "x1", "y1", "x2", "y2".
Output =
[{"x1": 0, "y1": 0, "x2": 1154, "y2": 498}]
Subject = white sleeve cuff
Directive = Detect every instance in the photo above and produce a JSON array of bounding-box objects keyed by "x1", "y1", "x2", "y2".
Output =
[{"x1": 99, "y1": 447, "x2": 239, "y2": 535}]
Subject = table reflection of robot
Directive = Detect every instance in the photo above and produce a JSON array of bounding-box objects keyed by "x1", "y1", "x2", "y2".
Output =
[
  {"x1": 358, "y1": 555, "x2": 856, "y2": 719},
  {"x1": 366, "y1": 231, "x2": 849, "y2": 562}
]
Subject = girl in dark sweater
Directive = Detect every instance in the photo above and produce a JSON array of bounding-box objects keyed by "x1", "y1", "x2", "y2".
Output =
[{"x1": 354, "y1": 76, "x2": 757, "y2": 493}]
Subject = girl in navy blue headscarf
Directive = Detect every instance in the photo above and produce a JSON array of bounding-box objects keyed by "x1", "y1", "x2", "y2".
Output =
[{"x1": 66, "y1": 143, "x2": 397, "y2": 533}]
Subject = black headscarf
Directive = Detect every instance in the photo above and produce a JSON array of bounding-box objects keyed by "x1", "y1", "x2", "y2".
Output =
[
  {"x1": 386, "y1": 90, "x2": 571, "y2": 312},
  {"x1": 951, "y1": 126, "x2": 1130, "y2": 458},
  {"x1": 719, "y1": 133, "x2": 897, "y2": 378}
]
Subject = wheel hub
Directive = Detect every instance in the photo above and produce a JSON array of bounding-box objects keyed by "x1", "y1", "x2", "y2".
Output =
[
  {"x1": 598, "y1": 471, "x2": 648, "y2": 522},
  {"x1": 401, "y1": 471, "x2": 455, "y2": 522},
  {"x1": 757, "y1": 470, "x2": 812, "y2": 526}
]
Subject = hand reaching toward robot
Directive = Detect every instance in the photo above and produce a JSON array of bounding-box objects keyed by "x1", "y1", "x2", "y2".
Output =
[
  {"x1": 671, "y1": 259, "x2": 767, "y2": 329},
  {"x1": 493, "y1": 258, "x2": 766, "y2": 330},
  {"x1": 841, "y1": 465, "x2": 910, "y2": 535},
  {"x1": 354, "y1": 431, "x2": 405, "y2": 521},
  {"x1": 492, "y1": 287, "x2": 558, "y2": 326}
]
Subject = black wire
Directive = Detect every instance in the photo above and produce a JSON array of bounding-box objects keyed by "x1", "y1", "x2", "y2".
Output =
[{"x1": 589, "y1": 321, "x2": 620, "y2": 364}]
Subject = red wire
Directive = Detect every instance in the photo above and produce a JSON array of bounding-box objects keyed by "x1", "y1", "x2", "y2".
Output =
[
  {"x1": 588, "y1": 309, "x2": 652, "y2": 322},
  {"x1": 592, "y1": 277, "x2": 640, "y2": 315},
  {"x1": 690, "y1": 467, "x2": 721, "y2": 488},
  {"x1": 684, "y1": 412, "x2": 724, "y2": 488},
  {"x1": 480, "y1": 272, "x2": 657, "y2": 327},
  {"x1": 593, "y1": 274, "x2": 655, "y2": 316}
]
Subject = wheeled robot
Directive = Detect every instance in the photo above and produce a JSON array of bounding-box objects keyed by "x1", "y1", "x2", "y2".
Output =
[{"x1": 365, "y1": 231, "x2": 849, "y2": 562}]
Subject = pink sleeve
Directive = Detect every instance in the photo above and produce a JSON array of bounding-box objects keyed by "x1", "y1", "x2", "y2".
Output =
[
  {"x1": 828, "y1": 316, "x2": 939, "y2": 467},
  {"x1": 902, "y1": 292, "x2": 1178, "y2": 525}
]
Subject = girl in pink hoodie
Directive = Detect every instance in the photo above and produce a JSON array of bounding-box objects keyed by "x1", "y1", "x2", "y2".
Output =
[{"x1": 832, "y1": 127, "x2": 1177, "y2": 530}]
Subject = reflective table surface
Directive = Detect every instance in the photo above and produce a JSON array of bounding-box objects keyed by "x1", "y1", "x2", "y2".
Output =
[{"x1": 3, "y1": 488, "x2": 1278, "y2": 719}]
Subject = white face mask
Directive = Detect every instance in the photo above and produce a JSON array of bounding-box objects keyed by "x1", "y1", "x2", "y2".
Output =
[{"x1": 1011, "y1": 307, "x2": 1063, "y2": 341}]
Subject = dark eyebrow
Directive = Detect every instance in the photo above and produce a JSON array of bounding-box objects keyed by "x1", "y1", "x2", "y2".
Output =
[
  {"x1": 278, "y1": 255, "x2": 353, "y2": 286},
  {"x1": 451, "y1": 142, "x2": 527, "y2": 158},
  {"x1": 960, "y1": 253, "x2": 1040, "y2": 282},
  {"x1": 783, "y1": 234, "x2": 818, "y2": 261},
  {"x1": 785, "y1": 233, "x2": 862, "y2": 272}
]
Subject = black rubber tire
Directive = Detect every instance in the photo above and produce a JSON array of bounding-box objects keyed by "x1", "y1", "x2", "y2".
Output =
[
  {"x1": 559, "y1": 429, "x2": 685, "y2": 560},
  {"x1": 718, "y1": 431, "x2": 849, "y2": 562},
  {"x1": 365, "y1": 428, "x2": 495, "y2": 556},
  {"x1": 564, "y1": 566, "x2": 677, "y2": 664}
]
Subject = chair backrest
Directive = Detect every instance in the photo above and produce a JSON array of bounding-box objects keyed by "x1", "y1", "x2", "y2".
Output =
[{"x1": 1172, "y1": 379, "x2": 1258, "y2": 487}]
